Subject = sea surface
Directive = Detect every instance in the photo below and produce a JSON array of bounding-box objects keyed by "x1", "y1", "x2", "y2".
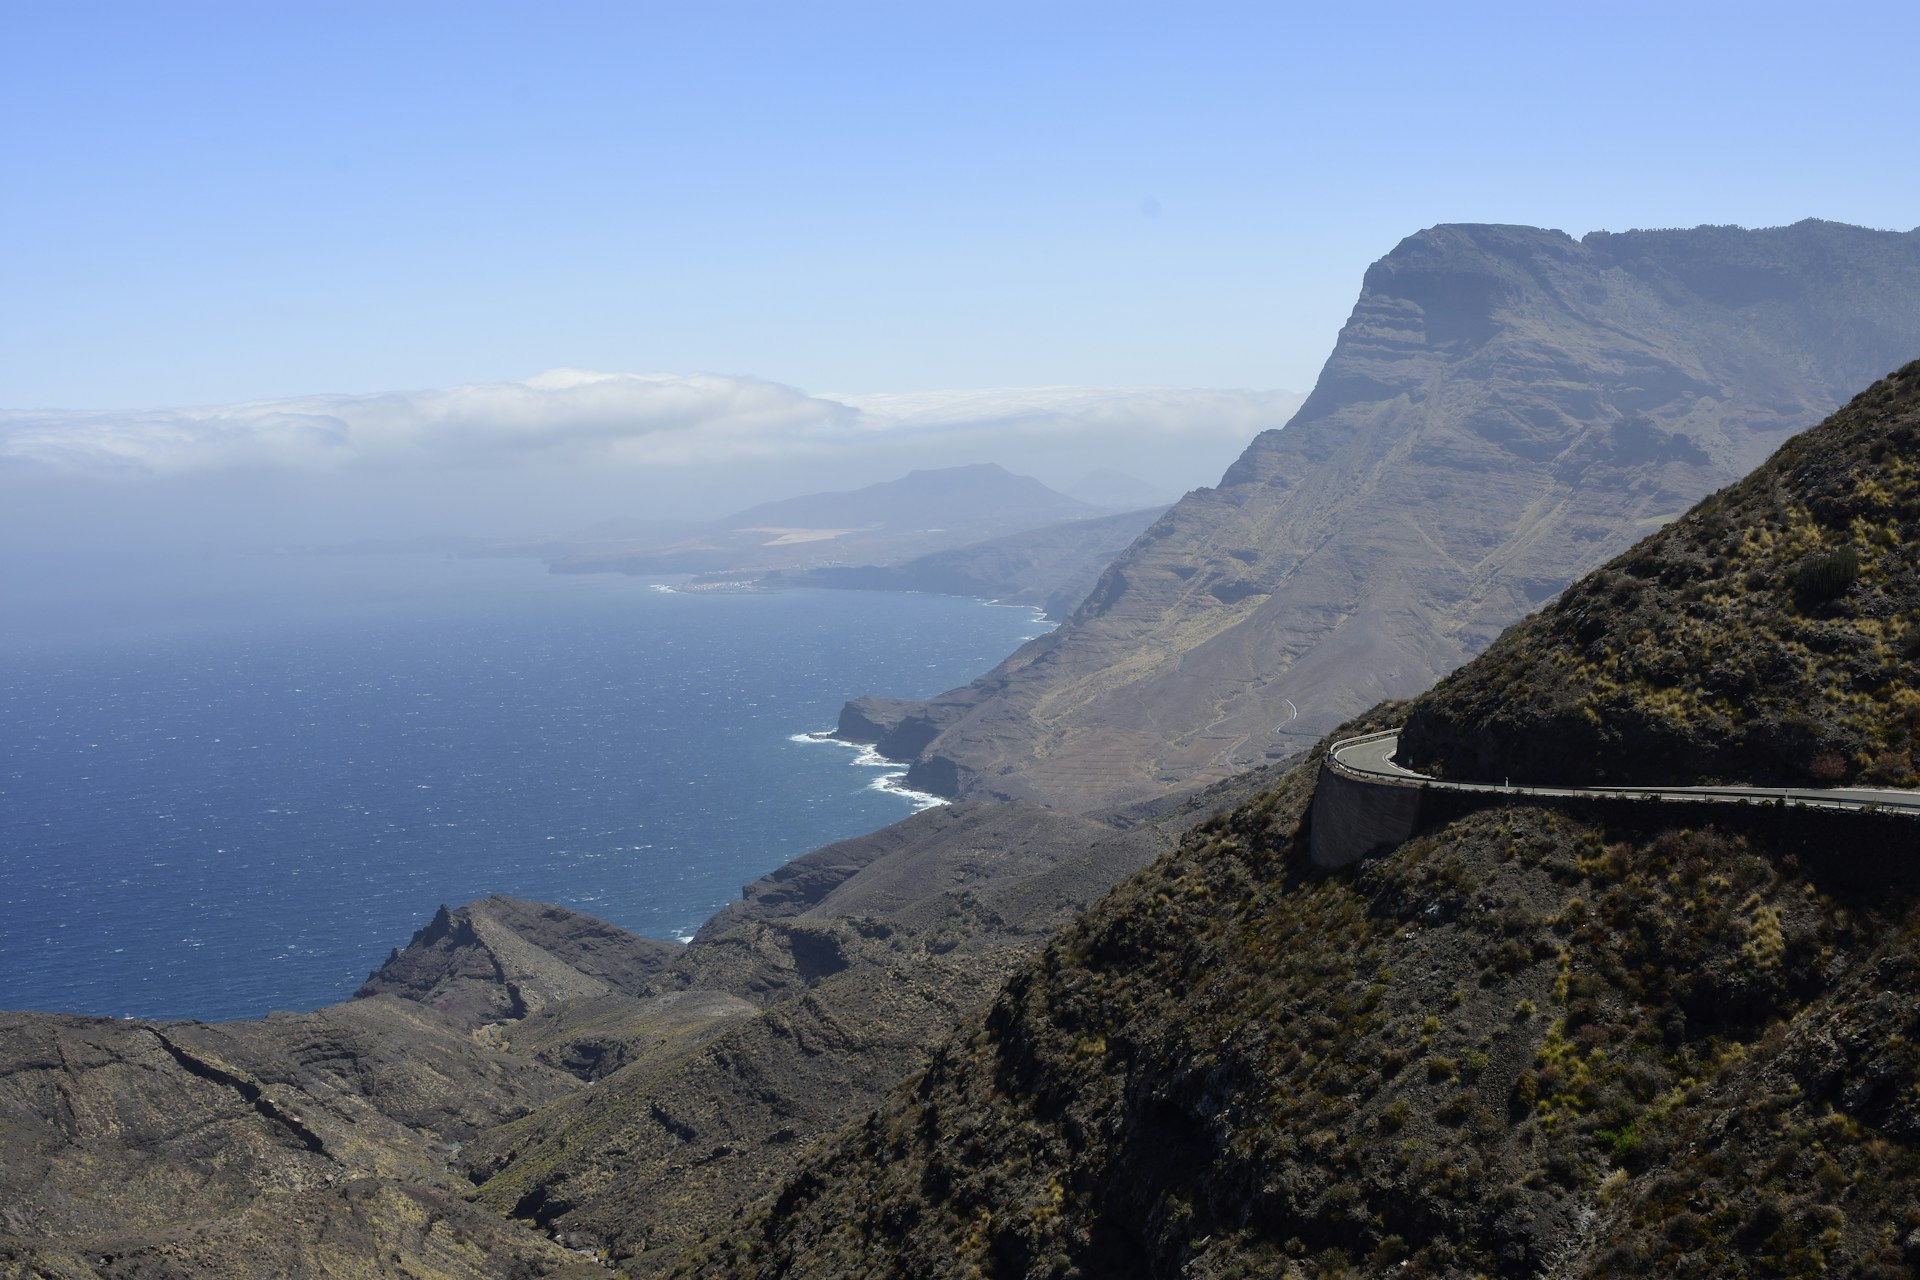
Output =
[{"x1": 0, "y1": 552, "x2": 1046, "y2": 1022}]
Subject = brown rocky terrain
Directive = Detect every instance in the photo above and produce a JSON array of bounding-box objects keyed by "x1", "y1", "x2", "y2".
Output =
[
  {"x1": 0, "y1": 995, "x2": 601, "y2": 1278},
  {"x1": 1, "y1": 786, "x2": 1253, "y2": 1277},
  {"x1": 672, "y1": 367, "x2": 1920, "y2": 1279},
  {"x1": 839, "y1": 220, "x2": 1920, "y2": 812},
  {"x1": 1401, "y1": 359, "x2": 1920, "y2": 787}
]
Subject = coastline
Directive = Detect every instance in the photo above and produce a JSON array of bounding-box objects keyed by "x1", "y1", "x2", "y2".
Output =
[
  {"x1": 4, "y1": 559, "x2": 1043, "y2": 1023},
  {"x1": 788, "y1": 730, "x2": 950, "y2": 811}
]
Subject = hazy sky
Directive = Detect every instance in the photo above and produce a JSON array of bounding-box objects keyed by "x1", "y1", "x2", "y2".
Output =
[{"x1": 3, "y1": 0, "x2": 1918, "y2": 540}]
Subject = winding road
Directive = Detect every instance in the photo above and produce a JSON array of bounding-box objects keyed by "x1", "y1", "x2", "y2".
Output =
[{"x1": 1328, "y1": 729, "x2": 1920, "y2": 817}]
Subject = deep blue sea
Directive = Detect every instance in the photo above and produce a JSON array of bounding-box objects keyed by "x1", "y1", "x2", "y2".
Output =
[{"x1": 0, "y1": 553, "x2": 1045, "y2": 1022}]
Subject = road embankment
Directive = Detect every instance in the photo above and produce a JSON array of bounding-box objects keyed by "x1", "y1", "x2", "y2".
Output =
[{"x1": 1309, "y1": 730, "x2": 1920, "y2": 886}]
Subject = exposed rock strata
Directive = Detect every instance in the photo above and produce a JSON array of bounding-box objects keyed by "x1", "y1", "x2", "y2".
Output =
[
  {"x1": 676, "y1": 370, "x2": 1920, "y2": 1276},
  {"x1": 852, "y1": 220, "x2": 1920, "y2": 811}
]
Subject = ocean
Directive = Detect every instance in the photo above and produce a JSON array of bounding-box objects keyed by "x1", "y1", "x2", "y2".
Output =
[{"x1": 0, "y1": 552, "x2": 1045, "y2": 1022}]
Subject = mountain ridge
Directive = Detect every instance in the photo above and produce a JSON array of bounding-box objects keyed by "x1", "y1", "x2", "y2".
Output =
[
  {"x1": 676, "y1": 364, "x2": 1920, "y2": 1280},
  {"x1": 837, "y1": 219, "x2": 1920, "y2": 813}
]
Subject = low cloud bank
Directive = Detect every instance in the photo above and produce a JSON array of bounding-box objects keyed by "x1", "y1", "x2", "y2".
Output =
[
  {"x1": 0, "y1": 371, "x2": 1304, "y2": 555},
  {"x1": 0, "y1": 370, "x2": 1300, "y2": 482}
]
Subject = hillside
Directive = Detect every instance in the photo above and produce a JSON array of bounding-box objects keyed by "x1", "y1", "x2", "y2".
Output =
[
  {"x1": 835, "y1": 220, "x2": 1920, "y2": 812},
  {"x1": 1, "y1": 786, "x2": 1242, "y2": 1277},
  {"x1": 675, "y1": 368, "x2": 1920, "y2": 1279},
  {"x1": 1401, "y1": 360, "x2": 1920, "y2": 787}
]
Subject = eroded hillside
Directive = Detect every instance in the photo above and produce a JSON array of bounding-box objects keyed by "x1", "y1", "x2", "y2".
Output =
[
  {"x1": 841, "y1": 220, "x2": 1920, "y2": 812},
  {"x1": 676, "y1": 365, "x2": 1920, "y2": 1279},
  {"x1": 1403, "y1": 360, "x2": 1920, "y2": 786}
]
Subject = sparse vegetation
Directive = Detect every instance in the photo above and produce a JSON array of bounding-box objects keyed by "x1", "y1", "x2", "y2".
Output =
[
  {"x1": 1405, "y1": 361, "x2": 1920, "y2": 787},
  {"x1": 673, "y1": 365, "x2": 1920, "y2": 1279},
  {"x1": 674, "y1": 762, "x2": 1920, "y2": 1278}
]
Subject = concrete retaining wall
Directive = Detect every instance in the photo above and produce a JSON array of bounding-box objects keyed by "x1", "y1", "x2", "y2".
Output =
[
  {"x1": 1307, "y1": 763, "x2": 1920, "y2": 888},
  {"x1": 1307, "y1": 763, "x2": 1424, "y2": 867}
]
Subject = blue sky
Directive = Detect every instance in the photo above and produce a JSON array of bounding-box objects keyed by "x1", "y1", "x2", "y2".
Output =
[
  {"x1": 1, "y1": 1, "x2": 1917, "y2": 543},
  {"x1": 6, "y1": 0, "x2": 1916, "y2": 412}
]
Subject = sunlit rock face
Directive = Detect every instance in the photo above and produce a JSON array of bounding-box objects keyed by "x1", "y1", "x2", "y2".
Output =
[{"x1": 866, "y1": 220, "x2": 1920, "y2": 812}]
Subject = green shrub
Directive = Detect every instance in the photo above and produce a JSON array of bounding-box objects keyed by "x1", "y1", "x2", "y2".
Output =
[{"x1": 1787, "y1": 546, "x2": 1860, "y2": 610}]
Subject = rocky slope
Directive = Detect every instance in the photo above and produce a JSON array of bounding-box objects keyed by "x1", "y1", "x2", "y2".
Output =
[
  {"x1": 0, "y1": 982, "x2": 606, "y2": 1277},
  {"x1": 840, "y1": 220, "x2": 1920, "y2": 812},
  {"x1": 1, "y1": 783, "x2": 1248, "y2": 1277},
  {"x1": 1401, "y1": 360, "x2": 1920, "y2": 787},
  {"x1": 354, "y1": 893, "x2": 683, "y2": 1028},
  {"x1": 673, "y1": 367, "x2": 1920, "y2": 1279}
]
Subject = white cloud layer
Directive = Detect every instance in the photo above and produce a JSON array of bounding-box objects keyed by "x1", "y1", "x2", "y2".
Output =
[{"x1": 0, "y1": 370, "x2": 1302, "y2": 481}]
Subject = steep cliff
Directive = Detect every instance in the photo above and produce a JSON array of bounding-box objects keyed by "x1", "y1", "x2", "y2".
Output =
[
  {"x1": 677, "y1": 367, "x2": 1920, "y2": 1280},
  {"x1": 847, "y1": 220, "x2": 1920, "y2": 811}
]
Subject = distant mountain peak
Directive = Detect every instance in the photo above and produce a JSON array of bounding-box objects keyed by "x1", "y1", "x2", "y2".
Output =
[
  {"x1": 719, "y1": 462, "x2": 1094, "y2": 533},
  {"x1": 1064, "y1": 467, "x2": 1179, "y2": 511}
]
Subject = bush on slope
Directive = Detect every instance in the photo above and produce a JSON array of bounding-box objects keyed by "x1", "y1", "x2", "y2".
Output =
[
  {"x1": 670, "y1": 717, "x2": 1920, "y2": 1277},
  {"x1": 1402, "y1": 360, "x2": 1920, "y2": 787}
]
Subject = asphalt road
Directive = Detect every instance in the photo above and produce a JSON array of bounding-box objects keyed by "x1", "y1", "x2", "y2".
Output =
[{"x1": 1329, "y1": 730, "x2": 1920, "y2": 816}]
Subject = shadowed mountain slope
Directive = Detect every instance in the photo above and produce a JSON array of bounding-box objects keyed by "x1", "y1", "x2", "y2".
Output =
[
  {"x1": 1402, "y1": 360, "x2": 1920, "y2": 787},
  {"x1": 675, "y1": 366, "x2": 1920, "y2": 1280},
  {"x1": 839, "y1": 220, "x2": 1920, "y2": 812}
]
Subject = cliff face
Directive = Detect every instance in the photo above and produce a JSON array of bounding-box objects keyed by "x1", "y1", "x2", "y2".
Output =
[
  {"x1": 1403, "y1": 360, "x2": 1920, "y2": 786},
  {"x1": 678, "y1": 367, "x2": 1920, "y2": 1279},
  {"x1": 851, "y1": 220, "x2": 1920, "y2": 812}
]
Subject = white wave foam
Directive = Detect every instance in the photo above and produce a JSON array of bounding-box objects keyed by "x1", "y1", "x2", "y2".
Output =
[
  {"x1": 868, "y1": 771, "x2": 949, "y2": 811},
  {"x1": 792, "y1": 728, "x2": 946, "y2": 807},
  {"x1": 789, "y1": 731, "x2": 895, "y2": 768}
]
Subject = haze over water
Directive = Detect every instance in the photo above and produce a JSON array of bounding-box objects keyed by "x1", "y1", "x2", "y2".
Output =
[{"x1": 0, "y1": 553, "x2": 1046, "y2": 1022}]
